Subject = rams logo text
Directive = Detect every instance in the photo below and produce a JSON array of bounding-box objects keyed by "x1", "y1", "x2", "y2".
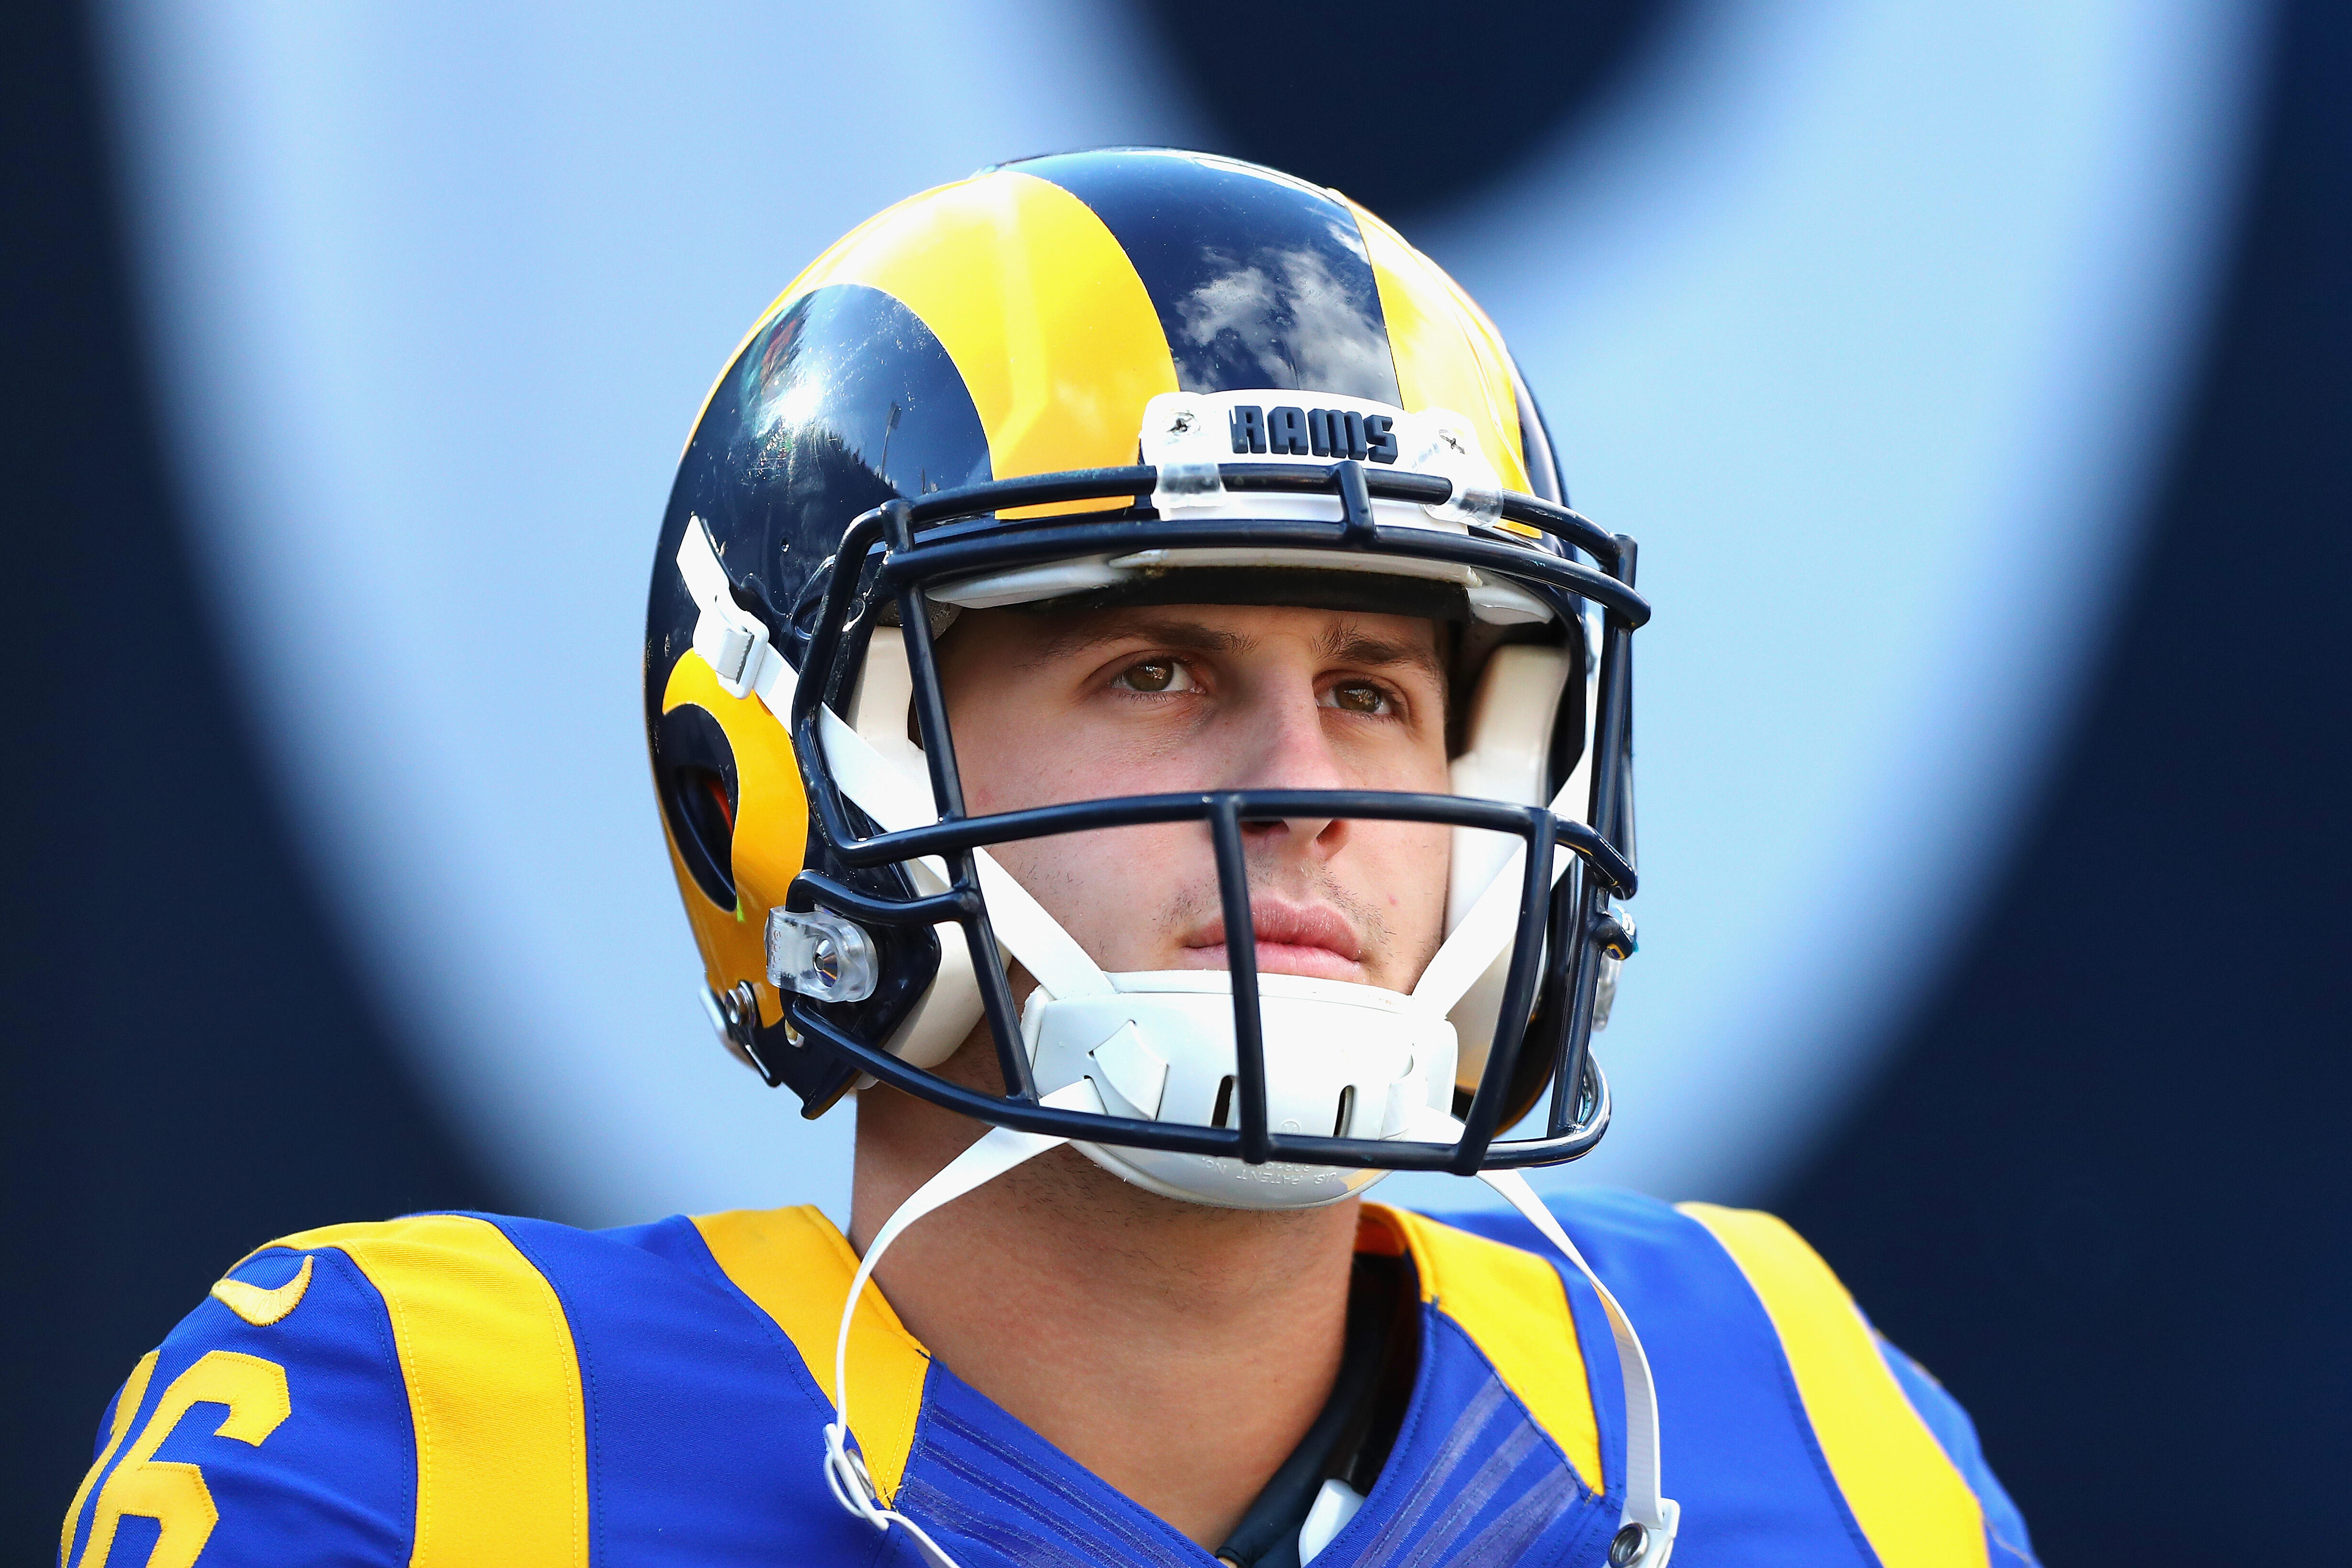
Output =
[{"x1": 1229, "y1": 405, "x2": 1399, "y2": 464}]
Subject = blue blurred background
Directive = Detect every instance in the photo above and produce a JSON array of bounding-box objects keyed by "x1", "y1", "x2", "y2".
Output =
[{"x1": 6, "y1": 1, "x2": 2347, "y2": 1561}]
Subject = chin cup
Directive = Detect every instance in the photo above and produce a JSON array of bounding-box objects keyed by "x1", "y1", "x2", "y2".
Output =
[{"x1": 1024, "y1": 971, "x2": 1460, "y2": 1210}]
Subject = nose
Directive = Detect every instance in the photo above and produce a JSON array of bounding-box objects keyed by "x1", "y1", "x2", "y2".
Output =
[{"x1": 1223, "y1": 686, "x2": 1350, "y2": 863}]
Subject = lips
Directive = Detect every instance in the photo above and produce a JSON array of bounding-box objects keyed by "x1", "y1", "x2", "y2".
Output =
[{"x1": 1178, "y1": 900, "x2": 1366, "y2": 982}]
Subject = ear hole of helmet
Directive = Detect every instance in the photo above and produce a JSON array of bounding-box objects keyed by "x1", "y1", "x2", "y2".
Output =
[{"x1": 657, "y1": 704, "x2": 740, "y2": 908}]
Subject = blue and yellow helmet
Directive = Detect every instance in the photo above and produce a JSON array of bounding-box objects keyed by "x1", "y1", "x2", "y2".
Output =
[{"x1": 644, "y1": 148, "x2": 1644, "y2": 1198}]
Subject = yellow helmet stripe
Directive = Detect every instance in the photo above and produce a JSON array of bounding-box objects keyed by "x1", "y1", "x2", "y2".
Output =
[
  {"x1": 677, "y1": 182, "x2": 961, "y2": 459},
  {"x1": 776, "y1": 170, "x2": 1176, "y2": 489},
  {"x1": 1345, "y1": 199, "x2": 1532, "y2": 497}
]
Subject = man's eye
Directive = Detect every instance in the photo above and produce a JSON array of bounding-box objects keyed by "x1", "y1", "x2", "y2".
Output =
[
  {"x1": 1114, "y1": 659, "x2": 1192, "y2": 693},
  {"x1": 1324, "y1": 681, "x2": 1393, "y2": 715}
]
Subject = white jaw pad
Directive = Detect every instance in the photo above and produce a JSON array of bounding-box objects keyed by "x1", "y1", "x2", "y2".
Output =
[{"x1": 1024, "y1": 970, "x2": 1460, "y2": 1211}]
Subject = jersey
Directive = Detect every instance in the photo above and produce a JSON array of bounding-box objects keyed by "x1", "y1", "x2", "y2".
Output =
[{"x1": 58, "y1": 1190, "x2": 2036, "y2": 1568}]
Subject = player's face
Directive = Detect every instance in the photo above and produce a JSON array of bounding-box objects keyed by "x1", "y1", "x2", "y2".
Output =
[{"x1": 937, "y1": 603, "x2": 1453, "y2": 994}]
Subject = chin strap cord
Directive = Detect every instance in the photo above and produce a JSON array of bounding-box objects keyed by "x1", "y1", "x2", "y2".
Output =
[
  {"x1": 1477, "y1": 1164, "x2": 1681, "y2": 1568},
  {"x1": 822, "y1": 1079, "x2": 1107, "y2": 1567}
]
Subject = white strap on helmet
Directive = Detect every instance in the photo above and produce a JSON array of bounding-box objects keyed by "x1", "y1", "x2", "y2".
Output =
[
  {"x1": 1409, "y1": 774, "x2": 1583, "y2": 1018},
  {"x1": 676, "y1": 517, "x2": 784, "y2": 701},
  {"x1": 809, "y1": 711, "x2": 1113, "y2": 1005}
]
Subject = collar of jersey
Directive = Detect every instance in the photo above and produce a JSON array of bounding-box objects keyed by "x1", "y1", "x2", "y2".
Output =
[{"x1": 688, "y1": 1201, "x2": 1605, "y2": 1519}]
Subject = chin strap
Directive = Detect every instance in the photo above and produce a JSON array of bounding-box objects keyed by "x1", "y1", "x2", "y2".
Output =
[
  {"x1": 1477, "y1": 1163, "x2": 1681, "y2": 1568},
  {"x1": 1411, "y1": 770, "x2": 1587, "y2": 1019},
  {"x1": 822, "y1": 1079, "x2": 1107, "y2": 1568}
]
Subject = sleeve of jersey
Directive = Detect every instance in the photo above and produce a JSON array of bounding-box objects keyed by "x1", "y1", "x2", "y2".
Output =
[
  {"x1": 56, "y1": 1240, "x2": 420, "y2": 1568},
  {"x1": 1877, "y1": 1338, "x2": 2041, "y2": 1568},
  {"x1": 55, "y1": 1214, "x2": 590, "y2": 1568}
]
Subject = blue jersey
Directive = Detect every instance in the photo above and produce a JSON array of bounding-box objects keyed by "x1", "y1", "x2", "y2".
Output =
[{"x1": 59, "y1": 1190, "x2": 2033, "y2": 1568}]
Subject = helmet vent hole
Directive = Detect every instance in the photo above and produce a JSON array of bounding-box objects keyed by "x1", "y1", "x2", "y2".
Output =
[
  {"x1": 1212, "y1": 1075, "x2": 1236, "y2": 1130},
  {"x1": 1333, "y1": 1085, "x2": 1355, "y2": 1138}
]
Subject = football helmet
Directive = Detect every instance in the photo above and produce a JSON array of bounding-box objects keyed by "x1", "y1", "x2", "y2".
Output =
[{"x1": 644, "y1": 148, "x2": 1645, "y2": 1209}]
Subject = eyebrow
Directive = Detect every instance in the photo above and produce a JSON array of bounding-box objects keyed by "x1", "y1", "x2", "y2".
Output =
[
  {"x1": 1022, "y1": 615, "x2": 1247, "y2": 667},
  {"x1": 1024, "y1": 612, "x2": 1447, "y2": 688},
  {"x1": 1318, "y1": 624, "x2": 1448, "y2": 688}
]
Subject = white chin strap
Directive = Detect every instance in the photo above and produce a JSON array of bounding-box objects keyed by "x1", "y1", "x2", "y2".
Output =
[{"x1": 822, "y1": 1098, "x2": 1675, "y2": 1568}]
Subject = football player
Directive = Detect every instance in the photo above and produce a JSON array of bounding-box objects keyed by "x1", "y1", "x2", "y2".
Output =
[{"x1": 60, "y1": 149, "x2": 2036, "y2": 1568}]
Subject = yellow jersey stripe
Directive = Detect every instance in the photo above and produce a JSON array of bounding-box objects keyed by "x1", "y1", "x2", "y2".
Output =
[
  {"x1": 1373, "y1": 1204, "x2": 1604, "y2": 1494},
  {"x1": 694, "y1": 1205, "x2": 932, "y2": 1505},
  {"x1": 285, "y1": 1216, "x2": 589, "y2": 1568},
  {"x1": 1343, "y1": 200, "x2": 1531, "y2": 496},
  {"x1": 1681, "y1": 1203, "x2": 1988, "y2": 1568}
]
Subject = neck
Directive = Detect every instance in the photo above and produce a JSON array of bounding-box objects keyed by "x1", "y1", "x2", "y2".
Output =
[{"x1": 850, "y1": 1080, "x2": 1362, "y2": 1549}]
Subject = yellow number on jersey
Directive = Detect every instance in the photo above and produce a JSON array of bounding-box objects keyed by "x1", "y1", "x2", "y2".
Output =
[{"x1": 64, "y1": 1350, "x2": 291, "y2": 1568}]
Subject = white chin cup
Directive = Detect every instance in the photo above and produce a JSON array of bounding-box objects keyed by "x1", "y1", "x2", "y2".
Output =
[{"x1": 1022, "y1": 970, "x2": 1460, "y2": 1211}]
